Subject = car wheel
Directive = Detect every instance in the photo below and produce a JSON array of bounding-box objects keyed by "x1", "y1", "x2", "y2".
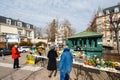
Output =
[{"x1": 22, "y1": 50, "x2": 26, "y2": 53}]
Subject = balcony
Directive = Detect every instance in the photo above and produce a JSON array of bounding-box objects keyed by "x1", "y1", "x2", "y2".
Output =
[
  {"x1": 103, "y1": 41, "x2": 114, "y2": 47},
  {"x1": 19, "y1": 34, "x2": 27, "y2": 38},
  {"x1": 27, "y1": 36, "x2": 32, "y2": 39}
]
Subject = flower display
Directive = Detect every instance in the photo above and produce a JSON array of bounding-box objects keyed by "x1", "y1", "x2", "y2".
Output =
[{"x1": 72, "y1": 51, "x2": 120, "y2": 72}]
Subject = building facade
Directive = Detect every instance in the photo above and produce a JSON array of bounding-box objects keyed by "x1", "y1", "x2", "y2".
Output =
[
  {"x1": 0, "y1": 16, "x2": 35, "y2": 43},
  {"x1": 55, "y1": 26, "x2": 71, "y2": 46},
  {"x1": 55, "y1": 26, "x2": 65, "y2": 46},
  {"x1": 96, "y1": 3, "x2": 120, "y2": 48}
]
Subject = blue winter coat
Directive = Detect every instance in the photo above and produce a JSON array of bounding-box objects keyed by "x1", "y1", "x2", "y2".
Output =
[{"x1": 58, "y1": 48, "x2": 73, "y2": 73}]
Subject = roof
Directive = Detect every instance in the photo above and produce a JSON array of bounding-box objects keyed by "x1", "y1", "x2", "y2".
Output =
[
  {"x1": 103, "y1": 4, "x2": 120, "y2": 11},
  {"x1": 103, "y1": 4, "x2": 120, "y2": 15},
  {"x1": 68, "y1": 31, "x2": 103, "y2": 39},
  {"x1": 0, "y1": 16, "x2": 34, "y2": 29}
]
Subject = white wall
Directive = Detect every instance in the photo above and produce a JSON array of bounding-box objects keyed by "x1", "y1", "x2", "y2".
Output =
[
  {"x1": 31, "y1": 38, "x2": 48, "y2": 44},
  {"x1": 1, "y1": 25, "x2": 17, "y2": 34}
]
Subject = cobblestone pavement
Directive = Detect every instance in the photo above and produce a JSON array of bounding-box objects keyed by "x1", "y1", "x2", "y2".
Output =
[
  {"x1": 0, "y1": 53, "x2": 76, "y2": 80},
  {"x1": 0, "y1": 53, "x2": 57, "y2": 80}
]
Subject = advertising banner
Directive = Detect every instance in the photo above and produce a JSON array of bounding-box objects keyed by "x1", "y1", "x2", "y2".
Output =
[{"x1": 5, "y1": 34, "x2": 19, "y2": 42}]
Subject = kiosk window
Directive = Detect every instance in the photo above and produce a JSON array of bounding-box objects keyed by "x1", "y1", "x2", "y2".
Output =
[
  {"x1": 84, "y1": 40, "x2": 86, "y2": 47},
  {"x1": 80, "y1": 40, "x2": 82, "y2": 47},
  {"x1": 75, "y1": 41, "x2": 77, "y2": 45},
  {"x1": 72, "y1": 41, "x2": 74, "y2": 46},
  {"x1": 94, "y1": 40, "x2": 97, "y2": 47},
  {"x1": 89, "y1": 39, "x2": 92, "y2": 47}
]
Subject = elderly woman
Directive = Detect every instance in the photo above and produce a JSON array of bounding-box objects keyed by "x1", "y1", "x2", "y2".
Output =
[{"x1": 47, "y1": 46, "x2": 58, "y2": 78}]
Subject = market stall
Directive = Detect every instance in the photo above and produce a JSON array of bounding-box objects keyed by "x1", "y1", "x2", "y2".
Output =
[
  {"x1": 31, "y1": 54, "x2": 120, "y2": 80},
  {"x1": 26, "y1": 31, "x2": 120, "y2": 79},
  {"x1": 66, "y1": 31, "x2": 120, "y2": 80},
  {"x1": 26, "y1": 46, "x2": 47, "y2": 65},
  {"x1": 67, "y1": 31, "x2": 103, "y2": 58}
]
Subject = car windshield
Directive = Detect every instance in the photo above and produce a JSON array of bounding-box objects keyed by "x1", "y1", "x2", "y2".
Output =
[
  {"x1": 20, "y1": 46, "x2": 30, "y2": 48},
  {"x1": 4, "y1": 48, "x2": 10, "y2": 50},
  {"x1": 0, "y1": 48, "x2": 3, "y2": 50}
]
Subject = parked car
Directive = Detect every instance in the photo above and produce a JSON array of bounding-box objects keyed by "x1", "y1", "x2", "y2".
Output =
[
  {"x1": 0, "y1": 48, "x2": 12, "y2": 56},
  {"x1": 18, "y1": 46, "x2": 30, "y2": 53}
]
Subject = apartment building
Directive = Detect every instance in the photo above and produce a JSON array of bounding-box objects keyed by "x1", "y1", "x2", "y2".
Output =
[
  {"x1": 55, "y1": 26, "x2": 64, "y2": 45},
  {"x1": 96, "y1": 3, "x2": 120, "y2": 48},
  {"x1": 0, "y1": 16, "x2": 35, "y2": 43},
  {"x1": 55, "y1": 25, "x2": 71, "y2": 46}
]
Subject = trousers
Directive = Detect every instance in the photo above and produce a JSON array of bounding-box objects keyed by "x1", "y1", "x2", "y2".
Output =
[
  {"x1": 60, "y1": 72, "x2": 70, "y2": 80},
  {"x1": 13, "y1": 58, "x2": 19, "y2": 68}
]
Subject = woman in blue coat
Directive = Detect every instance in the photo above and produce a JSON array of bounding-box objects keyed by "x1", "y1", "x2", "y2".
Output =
[{"x1": 58, "y1": 47, "x2": 73, "y2": 80}]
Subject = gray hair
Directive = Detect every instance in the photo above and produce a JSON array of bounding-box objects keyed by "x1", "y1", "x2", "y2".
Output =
[{"x1": 50, "y1": 46, "x2": 55, "y2": 50}]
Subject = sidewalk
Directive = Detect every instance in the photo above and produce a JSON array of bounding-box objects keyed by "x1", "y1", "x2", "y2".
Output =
[
  {"x1": 1, "y1": 62, "x2": 116, "y2": 80},
  {"x1": 0, "y1": 62, "x2": 42, "y2": 80},
  {"x1": 0, "y1": 62, "x2": 76, "y2": 80},
  {"x1": 25, "y1": 68, "x2": 60, "y2": 80},
  {"x1": 0, "y1": 53, "x2": 118, "y2": 80},
  {"x1": 1, "y1": 69, "x2": 33, "y2": 80}
]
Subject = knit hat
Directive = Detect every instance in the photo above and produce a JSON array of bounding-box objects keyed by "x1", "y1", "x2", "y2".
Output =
[{"x1": 63, "y1": 44, "x2": 68, "y2": 48}]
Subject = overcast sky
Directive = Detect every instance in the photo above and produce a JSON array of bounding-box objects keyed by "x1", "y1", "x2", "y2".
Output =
[{"x1": 0, "y1": 0, "x2": 120, "y2": 33}]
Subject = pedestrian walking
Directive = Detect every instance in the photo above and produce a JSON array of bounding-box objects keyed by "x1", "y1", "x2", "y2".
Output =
[
  {"x1": 12, "y1": 43, "x2": 21, "y2": 69},
  {"x1": 58, "y1": 45, "x2": 73, "y2": 80},
  {"x1": 47, "y1": 46, "x2": 58, "y2": 78}
]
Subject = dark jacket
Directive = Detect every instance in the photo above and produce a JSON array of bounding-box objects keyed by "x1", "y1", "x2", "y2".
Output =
[{"x1": 47, "y1": 49, "x2": 58, "y2": 70}]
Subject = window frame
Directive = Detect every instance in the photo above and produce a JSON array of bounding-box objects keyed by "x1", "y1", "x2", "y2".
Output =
[
  {"x1": 17, "y1": 21, "x2": 22, "y2": 27},
  {"x1": 114, "y1": 7, "x2": 119, "y2": 13},
  {"x1": 107, "y1": 40, "x2": 110, "y2": 42},
  {"x1": 6, "y1": 19, "x2": 11, "y2": 25},
  {"x1": 26, "y1": 31, "x2": 31, "y2": 37},
  {"x1": 106, "y1": 10, "x2": 110, "y2": 14},
  {"x1": 18, "y1": 30, "x2": 22, "y2": 35},
  {"x1": 26, "y1": 24, "x2": 30, "y2": 29}
]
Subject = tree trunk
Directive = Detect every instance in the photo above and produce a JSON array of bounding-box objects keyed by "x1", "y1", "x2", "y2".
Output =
[{"x1": 116, "y1": 31, "x2": 119, "y2": 54}]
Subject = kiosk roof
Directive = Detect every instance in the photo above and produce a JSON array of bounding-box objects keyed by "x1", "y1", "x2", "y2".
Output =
[{"x1": 68, "y1": 31, "x2": 103, "y2": 39}]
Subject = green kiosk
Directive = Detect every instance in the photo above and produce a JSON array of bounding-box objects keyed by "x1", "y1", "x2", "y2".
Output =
[{"x1": 67, "y1": 31, "x2": 103, "y2": 58}]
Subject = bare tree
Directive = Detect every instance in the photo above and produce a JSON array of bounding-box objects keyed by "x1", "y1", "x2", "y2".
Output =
[
  {"x1": 45, "y1": 19, "x2": 75, "y2": 44},
  {"x1": 108, "y1": 13, "x2": 120, "y2": 54},
  {"x1": 34, "y1": 27, "x2": 43, "y2": 38},
  {"x1": 45, "y1": 19, "x2": 58, "y2": 42},
  {"x1": 86, "y1": 14, "x2": 97, "y2": 32},
  {"x1": 62, "y1": 20, "x2": 75, "y2": 40},
  {"x1": 45, "y1": 25, "x2": 51, "y2": 41}
]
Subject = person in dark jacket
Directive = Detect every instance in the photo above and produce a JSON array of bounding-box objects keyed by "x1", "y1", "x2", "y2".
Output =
[
  {"x1": 12, "y1": 43, "x2": 20, "y2": 69},
  {"x1": 47, "y1": 46, "x2": 58, "y2": 78}
]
